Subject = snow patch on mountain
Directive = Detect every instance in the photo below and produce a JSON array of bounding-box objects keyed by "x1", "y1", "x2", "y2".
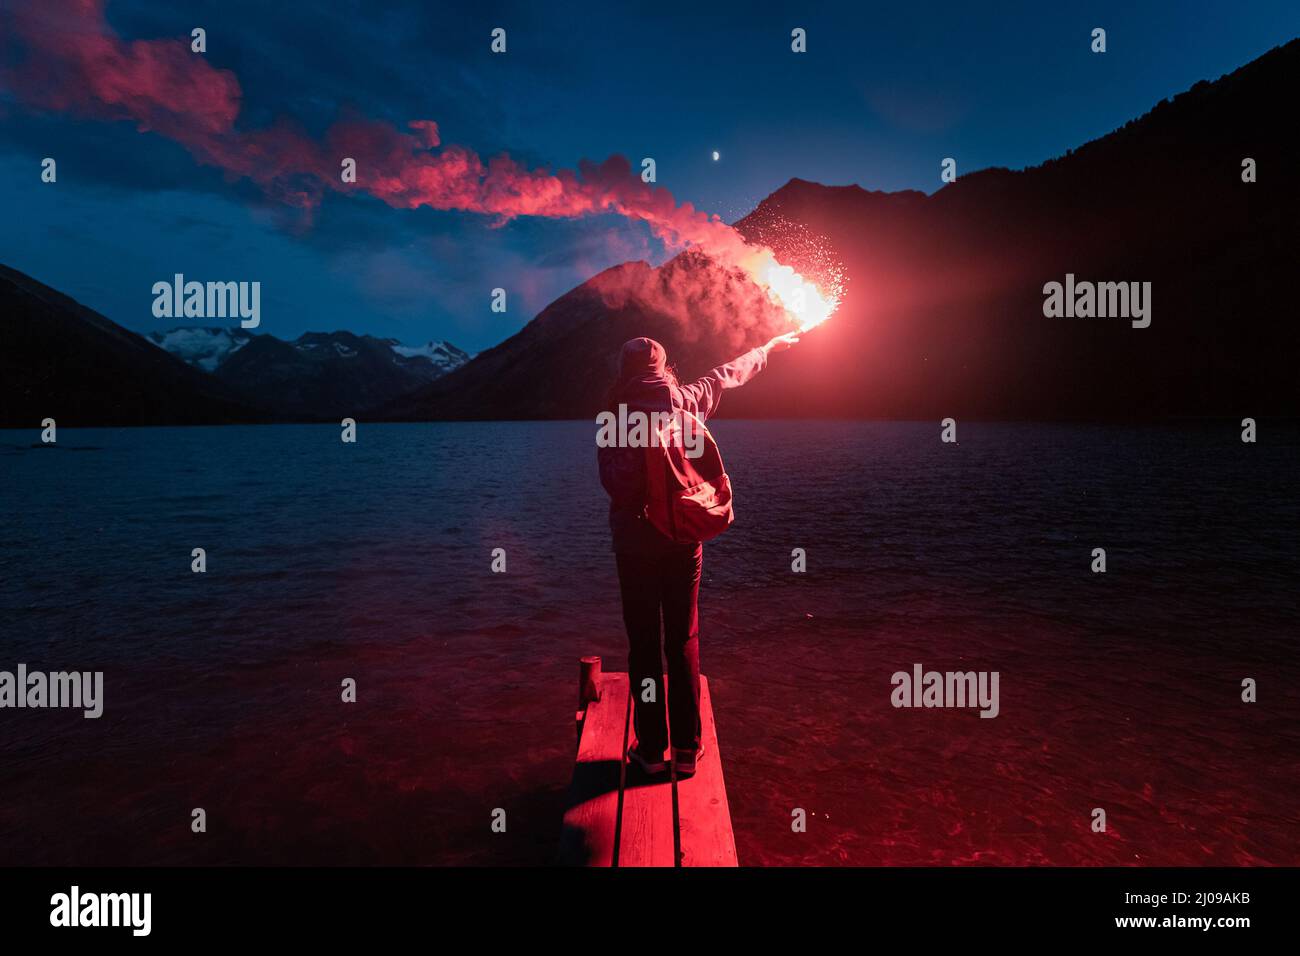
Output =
[
  {"x1": 147, "y1": 327, "x2": 254, "y2": 372},
  {"x1": 388, "y1": 339, "x2": 473, "y2": 374}
]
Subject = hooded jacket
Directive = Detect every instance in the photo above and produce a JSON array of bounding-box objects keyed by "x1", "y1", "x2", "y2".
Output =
[{"x1": 597, "y1": 337, "x2": 768, "y2": 554}]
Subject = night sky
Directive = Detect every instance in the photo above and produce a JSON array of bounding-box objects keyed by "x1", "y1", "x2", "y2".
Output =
[{"x1": 1, "y1": 0, "x2": 1296, "y2": 352}]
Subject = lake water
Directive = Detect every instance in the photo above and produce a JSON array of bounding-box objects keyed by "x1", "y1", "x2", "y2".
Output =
[{"x1": 1, "y1": 421, "x2": 1297, "y2": 865}]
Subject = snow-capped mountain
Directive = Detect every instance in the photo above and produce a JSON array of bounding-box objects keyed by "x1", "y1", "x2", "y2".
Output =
[
  {"x1": 138, "y1": 329, "x2": 472, "y2": 419},
  {"x1": 146, "y1": 326, "x2": 256, "y2": 372},
  {"x1": 386, "y1": 339, "x2": 474, "y2": 374},
  {"x1": 149, "y1": 327, "x2": 472, "y2": 379}
]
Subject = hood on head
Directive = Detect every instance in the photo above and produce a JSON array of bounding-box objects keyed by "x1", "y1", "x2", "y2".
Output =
[{"x1": 618, "y1": 337, "x2": 667, "y2": 381}]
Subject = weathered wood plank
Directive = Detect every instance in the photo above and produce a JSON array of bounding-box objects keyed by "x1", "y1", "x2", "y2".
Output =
[
  {"x1": 559, "y1": 668, "x2": 737, "y2": 867},
  {"x1": 557, "y1": 673, "x2": 629, "y2": 866},
  {"x1": 676, "y1": 676, "x2": 738, "y2": 867},
  {"x1": 616, "y1": 674, "x2": 675, "y2": 867}
]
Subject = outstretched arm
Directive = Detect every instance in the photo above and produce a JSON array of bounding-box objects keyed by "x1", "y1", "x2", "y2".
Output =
[
  {"x1": 761, "y1": 331, "x2": 801, "y2": 355},
  {"x1": 677, "y1": 331, "x2": 801, "y2": 420}
]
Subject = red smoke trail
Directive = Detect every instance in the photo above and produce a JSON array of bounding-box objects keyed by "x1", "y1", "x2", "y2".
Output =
[{"x1": 1, "y1": 0, "x2": 837, "y2": 325}]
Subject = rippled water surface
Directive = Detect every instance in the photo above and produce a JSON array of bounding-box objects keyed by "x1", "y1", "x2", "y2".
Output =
[{"x1": 2, "y1": 421, "x2": 1297, "y2": 865}]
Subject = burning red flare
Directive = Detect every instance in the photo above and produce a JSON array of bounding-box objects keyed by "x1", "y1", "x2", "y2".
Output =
[{"x1": 756, "y1": 253, "x2": 840, "y2": 331}]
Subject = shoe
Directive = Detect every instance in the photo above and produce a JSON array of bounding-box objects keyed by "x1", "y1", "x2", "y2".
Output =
[
  {"x1": 672, "y1": 746, "x2": 703, "y2": 776},
  {"x1": 627, "y1": 742, "x2": 669, "y2": 775}
]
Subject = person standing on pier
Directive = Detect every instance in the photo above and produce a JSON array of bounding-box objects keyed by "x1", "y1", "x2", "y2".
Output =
[{"x1": 597, "y1": 332, "x2": 799, "y2": 776}]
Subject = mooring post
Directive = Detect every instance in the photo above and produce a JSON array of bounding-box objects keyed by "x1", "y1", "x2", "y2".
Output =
[
  {"x1": 576, "y1": 656, "x2": 602, "y2": 748},
  {"x1": 579, "y1": 656, "x2": 602, "y2": 707}
]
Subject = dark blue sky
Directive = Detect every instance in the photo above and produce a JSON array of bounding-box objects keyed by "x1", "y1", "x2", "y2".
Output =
[{"x1": 1, "y1": 0, "x2": 1296, "y2": 352}]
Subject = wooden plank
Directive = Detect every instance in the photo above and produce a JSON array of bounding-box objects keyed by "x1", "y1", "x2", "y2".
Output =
[
  {"x1": 676, "y1": 676, "x2": 738, "y2": 866},
  {"x1": 616, "y1": 673, "x2": 676, "y2": 867},
  {"x1": 557, "y1": 673, "x2": 629, "y2": 866},
  {"x1": 558, "y1": 669, "x2": 737, "y2": 867}
]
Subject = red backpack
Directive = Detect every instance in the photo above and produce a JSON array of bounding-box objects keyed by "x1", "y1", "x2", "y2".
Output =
[{"x1": 644, "y1": 409, "x2": 734, "y2": 543}]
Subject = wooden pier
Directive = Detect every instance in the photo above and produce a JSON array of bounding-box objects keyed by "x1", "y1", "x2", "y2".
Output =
[{"x1": 558, "y1": 656, "x2": 738, "y2": 866}]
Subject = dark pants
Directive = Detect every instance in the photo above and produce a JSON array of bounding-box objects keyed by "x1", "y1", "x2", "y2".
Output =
[{"x1": 615, "y1": 545, "x2": 703, "y2": 754}]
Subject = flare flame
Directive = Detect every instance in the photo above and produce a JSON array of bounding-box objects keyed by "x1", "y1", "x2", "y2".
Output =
[{"x1": 756, "y1": 253, "x2": 840, "y2": 332}]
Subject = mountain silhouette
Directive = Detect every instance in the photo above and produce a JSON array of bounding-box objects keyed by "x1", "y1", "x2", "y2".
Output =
[
  {"x1": 0, "y1": 276, "x2": 474, "y2": 426},
  {"x1": 376, "y1": 251, "x2": 792, "y2": 420},
  {"x1": 0, "y1": 265, "x2": 261, "y2": 427},
  {"x1": 212, "y1": 330, "x2": 470, "y2": 420},
  {"x1": 379, "y1": 38, "x2": 1299, "y2": 422}
]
